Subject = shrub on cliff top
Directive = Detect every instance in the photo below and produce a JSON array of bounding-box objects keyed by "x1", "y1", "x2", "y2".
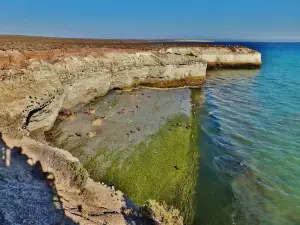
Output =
[{"x1": 141, "y1": 200, "x2": 183, "y2": 225}]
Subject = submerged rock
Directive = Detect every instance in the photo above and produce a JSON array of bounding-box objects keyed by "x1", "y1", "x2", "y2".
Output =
[
  {"x1": 88, "y1": 108, "x2": 96, "y2": 114},
  {"x1": 91, "y1": 118, "x2": 103, "y2": 126},
  {"x1": 58, "y1": 111, "x2": 77, "y2": 121},
  {"x1": 86, "y1": 131, "x2": 97, "y2": 138}
]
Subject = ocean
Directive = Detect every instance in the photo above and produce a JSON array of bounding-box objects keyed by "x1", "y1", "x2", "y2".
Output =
[{"x1": 193, "y1": 42, "x2": 300, "y2": 225}]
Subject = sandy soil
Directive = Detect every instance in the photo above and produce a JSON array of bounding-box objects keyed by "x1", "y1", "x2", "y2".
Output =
[{"x1": 0, "y1": 35, "x2": 232, "y2": 52}]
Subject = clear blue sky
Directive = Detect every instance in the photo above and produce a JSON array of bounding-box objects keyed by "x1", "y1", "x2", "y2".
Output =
[{"x1": 1, "y1": 0, "x2": 299, "y2": 41}]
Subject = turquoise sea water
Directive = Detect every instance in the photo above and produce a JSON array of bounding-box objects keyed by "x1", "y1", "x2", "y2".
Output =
[{"x1": 193, "y1": 43, "x2": 300, "y2": 225}]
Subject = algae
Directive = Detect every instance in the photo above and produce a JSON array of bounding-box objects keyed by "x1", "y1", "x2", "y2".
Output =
[
  {"x1": 83, "y1": 114, "x2": 199, "y2": 224},
  {"x1": 47, "y1": 88, "x2": 200, "y2": 224}
]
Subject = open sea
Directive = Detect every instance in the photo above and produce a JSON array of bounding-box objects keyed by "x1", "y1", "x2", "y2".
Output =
[{"x1": 193, "y1": 42, "x2": 300, "y2": 225}]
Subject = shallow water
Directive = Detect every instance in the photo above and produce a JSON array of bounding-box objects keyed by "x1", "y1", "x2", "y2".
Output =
[{"x1": 194, "y1": 43, "x2": 300, "y2": 225}]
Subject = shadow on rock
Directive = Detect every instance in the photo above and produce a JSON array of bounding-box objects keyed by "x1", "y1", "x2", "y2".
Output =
[
  {"x1": 122, "y1": 196, "x2": 156, "y2": 225},
  {"x1": 0, "y1": 133, "x2": 78, "y2": 225}
]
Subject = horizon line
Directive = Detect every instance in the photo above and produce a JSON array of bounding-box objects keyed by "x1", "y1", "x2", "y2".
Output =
[{"x1": 0, "y1": 33, "x2": 299, "y2": 43}]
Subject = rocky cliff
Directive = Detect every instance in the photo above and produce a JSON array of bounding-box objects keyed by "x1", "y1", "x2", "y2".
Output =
[
  {"x1": 0, "y1": 37, "x2": 261, "y2": 225},
  {"x1": 0, "y1": 45, "x2": 261, "y2": 136},
  {"x1": 159, "y1": 46, "x2": 261, "y2": 68}
]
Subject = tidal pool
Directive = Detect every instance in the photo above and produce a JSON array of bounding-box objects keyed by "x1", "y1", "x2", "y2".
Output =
[{"x1": 47, "y1": 87, "x2": 200, "y2": 224}]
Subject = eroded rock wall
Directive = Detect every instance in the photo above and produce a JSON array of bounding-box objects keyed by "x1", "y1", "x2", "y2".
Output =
[
  {"x1": 159, "y1": 46, "x2": 262, "y2": 68},
  {"x1": 0, "y1": 51, "x2": 206, "y2": 136},
  {"x1": 3, "y1": 135, "x2": 128, "y2": 225},
  {"x1": 0, "y1": 45, "x2": 262, "y2": 135}
]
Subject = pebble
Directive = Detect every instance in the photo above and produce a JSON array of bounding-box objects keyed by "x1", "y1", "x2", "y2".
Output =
[
  {"x1": 89, "y1": 108, "x2": 96, "y2": 114},
  {"x1": 86, "y1": 132, "x2": 96, "y2": 138},
  {"x1": 92, "y1": 118, "x2": 103, "y2": 126}
]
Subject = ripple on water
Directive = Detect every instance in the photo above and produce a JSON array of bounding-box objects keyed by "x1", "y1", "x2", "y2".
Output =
[
  {"x1": 212, "y1": 155, "x2": 247, "y2": 177},
  {"x1": 195, "y1": 43, "x2": 300, "y2": 225}
]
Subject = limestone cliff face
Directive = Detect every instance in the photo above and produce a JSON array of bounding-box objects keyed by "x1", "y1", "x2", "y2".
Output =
[
  {"x1": 159, "y1": 46, "x2": 262, "y2": 68},
  {"x1": 0, "y1": 45, "x2": 262, "y2": 136},
  {"x1": 0, "y1": 50, "x2": 207, "y2": 136}
]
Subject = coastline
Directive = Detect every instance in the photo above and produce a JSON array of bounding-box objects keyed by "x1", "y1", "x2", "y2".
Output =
[{"x1": 0, "y1": 36, "x2": 261, "y2": 224}]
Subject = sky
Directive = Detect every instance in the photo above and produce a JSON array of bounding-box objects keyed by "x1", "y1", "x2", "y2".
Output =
[{"x1": 0, "y1": 0, "x2": 299, "y2": 41}]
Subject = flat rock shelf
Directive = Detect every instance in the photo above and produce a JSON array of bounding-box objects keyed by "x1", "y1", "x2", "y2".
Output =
[{"x1": 46, "y1": 88, "x2": 200, "y2": 224}]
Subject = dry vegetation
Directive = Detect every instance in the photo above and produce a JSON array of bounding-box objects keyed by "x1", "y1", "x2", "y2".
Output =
[
  {"x1": 0, "y1": 35, "x2": 244, "y2": 52},
  {"x1": 141, "y1": 200, "x2": 184, "y2": 225}
]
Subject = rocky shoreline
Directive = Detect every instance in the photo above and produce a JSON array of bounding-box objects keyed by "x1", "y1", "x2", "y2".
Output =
[{"x1": 0, "y1": 36, "x2": 261, "y2": 225}]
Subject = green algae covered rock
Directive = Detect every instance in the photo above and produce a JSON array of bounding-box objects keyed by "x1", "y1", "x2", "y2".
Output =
[{"x1": 141, "y1": 199, "x2": 183, "y2": 225}]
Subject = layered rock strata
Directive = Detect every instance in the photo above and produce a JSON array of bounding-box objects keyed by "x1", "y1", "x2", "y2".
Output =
[
  {"x1": 0, "y1": 46, "x2": 261, "y2": 136},
  {"x1": 0, "y1": 51, "x2": 208, "y2": 136}
]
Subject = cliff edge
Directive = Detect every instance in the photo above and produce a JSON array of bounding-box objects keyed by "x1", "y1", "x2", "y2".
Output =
[{"x1": 0, "y1": 36, "x2": 261, "y2": 225}]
